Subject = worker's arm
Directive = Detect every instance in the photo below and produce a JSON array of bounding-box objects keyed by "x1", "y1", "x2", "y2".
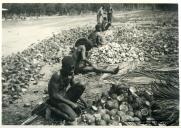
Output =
[
  {"x1": 79, "y1": 46, "x2": 96, "y2": 68},
  {"x1": 49, "y1": 74, "x2": 77, "y2": 109}
]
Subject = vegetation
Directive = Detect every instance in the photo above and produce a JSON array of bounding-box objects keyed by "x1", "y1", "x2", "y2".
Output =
[{"x1": 2, "y1": 3, "x2": 178, "y2": 19}]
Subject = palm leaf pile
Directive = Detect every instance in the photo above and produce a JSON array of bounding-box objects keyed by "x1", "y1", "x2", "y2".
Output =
[{"x1": 151, "y1": 71, "x2": 179, "y2": 126}]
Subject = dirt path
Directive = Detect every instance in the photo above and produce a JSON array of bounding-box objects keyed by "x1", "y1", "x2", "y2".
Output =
[{"x1": 2, "y1": 14, "x2": 96, "y2": 56}]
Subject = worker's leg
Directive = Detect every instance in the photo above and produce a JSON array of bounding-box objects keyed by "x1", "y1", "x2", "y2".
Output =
[
  {"x1": 78, "y1": 66, "x2": 119, "y2": 74},
  {"x1": 105, "y1": 23, "x2": 111, "y2": 30},
  {"x1": 49, "y1": 100, "x2": 77, "y2": 122}
]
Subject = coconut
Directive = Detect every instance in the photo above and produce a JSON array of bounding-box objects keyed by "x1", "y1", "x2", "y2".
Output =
[
  {"x1": 87, "y1": 117, "x2": 95, "y2": 125},
  {"x1": 105, "y1": 100, "x2": 114, "y2": 110},
  {"x1": 127, "y1": 111, "x2": 134, "y2": 117},
  {"x1": 110, "y1": 93, "x2": 118, "y2": 100},
  {"x1": 96, "y1": 119, "x2": 107, "y2": 125},
  {"x1": 84, "y1": 113, "x2": 96, "y2": 125},
  {"x1": 120, "y1": 114, "x2": 128, "y2": 122},
  {"x1": 101, "y1": 113, "x2": 111, "y2": 123},
  {"x1": 98, "y1": 109, "x2": 107, "y2": 116},
  {"x1": 112, "y1": 100, "x2": 119, "y2": 109},
  {"x1": 94, "y1": 113, "x2": 101, "y2": 121},
  {"x1": 141, "y1": 108, "x2": 149, "y2": 117},
  {"x1": 111, "y1": 115, "x2": 121, "y2": 122},
  {"x1": 134, "y1": 111, "x2": 142, "y2": 120},
  {"x1": 108, "y1": 109, "x2": 118, "y2": 117},
  {"x1": 133, "y1": 117, "x2": 141, "y2": 122},
  {"x1": 128, "y1": 104, "x2": 134, "y2": 112},
  {"x1": 117, "y1": 95, "x2": 124, "y2": 102},
  {"x1": 119, "y1": 104, "x2": 128, "y2": 112},
  {"x1": 100, "y1": 98, "x2": 106, "y2": 105},
  {"x1": 91, "y1": 105, "x2": 98, "y2": 111},
  {"x1": 125, "y1": 115, "x2": 135, "y2": 122},
  {"x1": 117, "y1": 111, "x2": 126, "y2": 117},
  {"x1": 145, "y1": 101, "x2": 151, "y2": 107}
]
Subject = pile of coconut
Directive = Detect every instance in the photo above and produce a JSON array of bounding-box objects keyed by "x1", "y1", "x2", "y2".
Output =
[{"x1": 76, "y1": 84, "x2": 155, "y2": 126}]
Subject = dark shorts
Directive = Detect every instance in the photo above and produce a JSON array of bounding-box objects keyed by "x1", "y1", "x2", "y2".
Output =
[{"x1": 49, "y1": 84, "x2": 85, "y2": 121}]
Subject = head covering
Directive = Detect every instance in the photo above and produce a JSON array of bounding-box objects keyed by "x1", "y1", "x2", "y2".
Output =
[{"x1": 75, "y1": 38, "x2": 93, "y2": 51}]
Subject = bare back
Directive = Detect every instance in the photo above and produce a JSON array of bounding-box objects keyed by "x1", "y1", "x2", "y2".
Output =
[{"x1": 48, "y1": 71, "x2": 70, "y2": 99}]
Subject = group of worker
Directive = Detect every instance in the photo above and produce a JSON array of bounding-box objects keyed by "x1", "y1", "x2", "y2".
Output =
[
  {"x1": 97, "y1": 5, "x2": 113, "y2": 31},
  {"x1": 46, "y1": 5, "x2": 117, "y2": 125}
]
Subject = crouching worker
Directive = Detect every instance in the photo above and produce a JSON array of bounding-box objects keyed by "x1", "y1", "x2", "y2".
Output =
[
  {"x1": 47, "y1": 56, "x2": 87, "y2": 125},
  {"x1": 72, "y1": 38, "x2": 119, "y2": 74}
]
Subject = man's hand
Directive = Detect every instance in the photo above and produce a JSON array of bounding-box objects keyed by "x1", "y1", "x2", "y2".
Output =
[
  {"x1": 72, "y1": 103, "x2": 81, "y2": 115},
  {"x1": 71, "y1": 103, "x2": 78, "y2": 109}
]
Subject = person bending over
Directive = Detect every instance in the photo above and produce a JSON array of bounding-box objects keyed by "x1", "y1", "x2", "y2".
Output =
[{"x1": 72, "y1": 38, "x2": 119, "y2": 74}]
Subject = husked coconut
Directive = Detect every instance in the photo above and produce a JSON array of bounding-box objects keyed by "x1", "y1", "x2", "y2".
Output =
[
  {"x1": 101, "y1": 113, "x2": 111, "y2": 123},
  {"x1": 108, "y1": 109, "x2": 118, "y2": 117}
]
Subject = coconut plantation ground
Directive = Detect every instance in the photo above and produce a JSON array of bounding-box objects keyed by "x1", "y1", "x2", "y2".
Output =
[{"x1": 2, "y1": 10, "x2": 178, "y2": 125}]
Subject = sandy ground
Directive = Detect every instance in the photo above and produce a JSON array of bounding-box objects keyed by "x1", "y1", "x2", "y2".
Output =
[{"x1": 2, "y1": 14, "x2": 97, "y2": 56}]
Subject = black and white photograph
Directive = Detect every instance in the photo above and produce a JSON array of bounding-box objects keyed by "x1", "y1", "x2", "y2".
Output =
[{"x1": 1, "y1": 2, "x2": 179, "y2": 126}]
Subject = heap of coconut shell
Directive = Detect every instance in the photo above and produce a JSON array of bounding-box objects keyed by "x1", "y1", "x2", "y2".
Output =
[
  {"x1": 88, "y1": 42, "x2": 144, "y2": 64},
  {"x1": 77, "y1": 84, "x2": 156, "y2": 126}
]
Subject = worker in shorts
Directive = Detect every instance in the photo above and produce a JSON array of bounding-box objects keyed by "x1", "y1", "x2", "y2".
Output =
[{"x1": 47, "y1": 56, "x2": 87, "y2": 125}]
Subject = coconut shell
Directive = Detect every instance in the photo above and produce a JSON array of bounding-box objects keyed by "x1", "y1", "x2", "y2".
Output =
[
  {"x1": 141, "y1": 108, "x2": 149, "y2": 116},
  {"x1": 112, "y1": 115, "x2": 121, "y2": 122},
  {"x1": 119, "y1": 104, "x2": 128, "y2": 112},
  {"x1": 98, "y1": 119, "x2": 107, "y2": 125},
  {"x1": 105, "y1": 100, "x2": 114, "y2": 110},
  {"x1": 108, "y1": 109, "x2": 118, "y2": 117},
  {"x1": 117, "y1": 95, "x2": 124, "y2": 102},
  {"x1": 94, "y1": 113, "x2": 101, "y2": 121},
  {"x1": 134, "y1": 111, "x2": 142, "y2": 120},
  {"x1": 84, "y1": 113, "x2": 96, "y2": 125},
  {"x1": 99, "y1": 109, "x2": 108, "y2": 116},
  {"x1": 127, "y1": 111, "x2": 134, "y2": 117},
  {"x1": 112, "y1": 100, "x2": 119, "y2": 109},
  {"x1": 91, "y1": 105, "x2": 98, "y2": 111},
  {"x1": 101, "y1": 114, "x2": 111, "y2": 123},
  {"x1": 110, "y1": 93, "x2": 118, "y2": 100},
  {"x1": 133, "y1": 117, "x2": 141, "y2": 122},
  {"x1": 125, "y1": 115, "x2": 135, "y2": 122},
  {"x1": 117, "y1": 111, "x2": 126, "y2": 117}
]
